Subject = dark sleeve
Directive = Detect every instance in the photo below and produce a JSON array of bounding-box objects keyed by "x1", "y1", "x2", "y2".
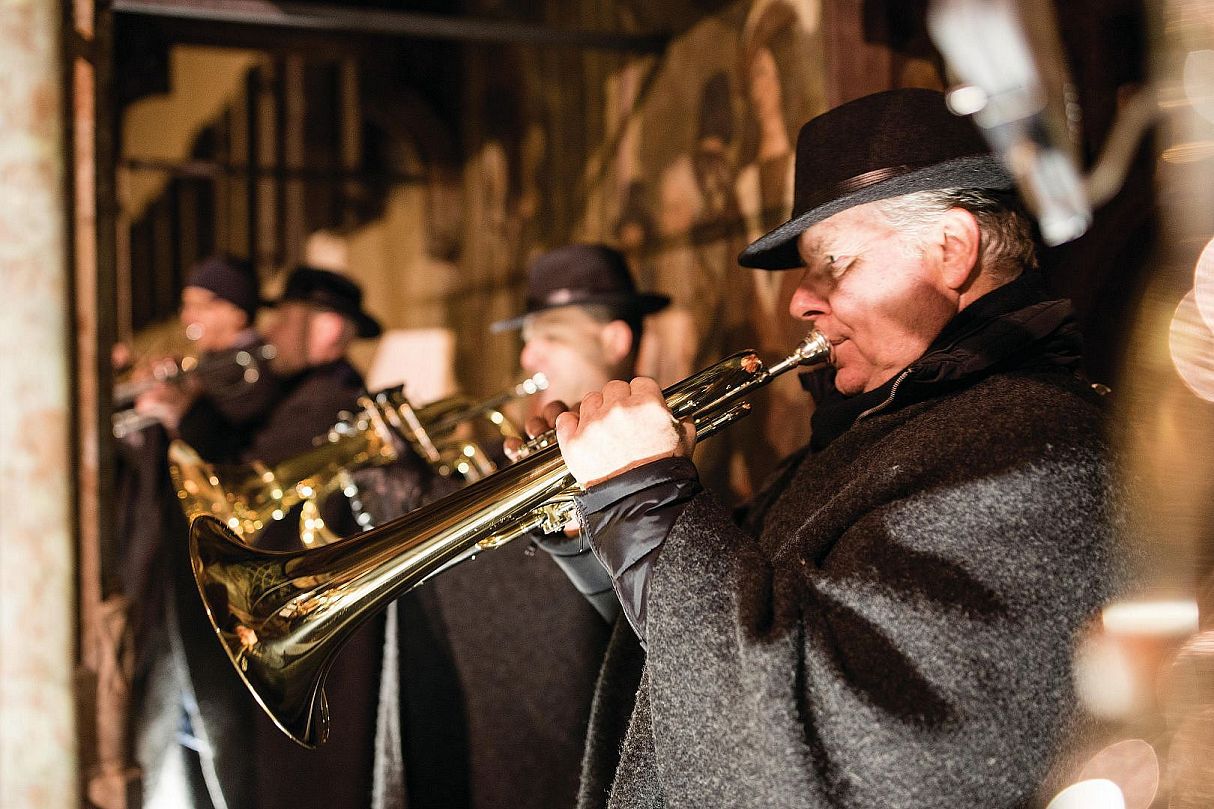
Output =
[
  {"x1": 177, "y1": 352, "x2": 282, "y2": 462},
  {"x1": 574, "y1": 456, "x2": 702, "y2": 645},
  {"x1": 198, "y1": 360, "x2": 281, "y2": 428},
  {"x1": 532, "y1": 531, "x2": 621, "y2": 624},
  {"x1": 245, "y1": 378, "x2": 359, "y2": 466},
  {"x1": 177, "y1": 398, "x2": 247, "y2": 463},
  {"x1": 350, "y1": 448, "x2": 462, "y2": 527}
]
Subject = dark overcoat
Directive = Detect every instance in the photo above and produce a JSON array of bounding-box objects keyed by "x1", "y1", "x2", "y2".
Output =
[{"x1": 577, "y1": 276, "x2": 1123, "y2": 809}]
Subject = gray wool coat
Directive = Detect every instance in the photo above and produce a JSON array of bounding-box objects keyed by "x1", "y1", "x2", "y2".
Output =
[{"x1": 580, "y1": 282, "x2": 1122, "y2": 809}]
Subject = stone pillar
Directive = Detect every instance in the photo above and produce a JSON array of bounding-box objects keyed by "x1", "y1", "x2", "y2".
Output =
[{"x1": 0, "y1": 0, "x2": 78, "y2": 807}]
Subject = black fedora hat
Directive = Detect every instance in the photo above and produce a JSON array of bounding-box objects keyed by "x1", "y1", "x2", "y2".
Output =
[
  {"x1": 271, "y1": 266, "x2": 382, "y2": 338},
  {"x1": 491, "y1": 244, "x2": 670, "y2": 333},
  {"x1": 739, "y1": 88, "x2": 1014, "y2": 270}
]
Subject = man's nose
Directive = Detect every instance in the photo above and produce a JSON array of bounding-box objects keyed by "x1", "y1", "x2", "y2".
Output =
[
  {"x1": 519, "y1": 342, "x2": 542, "y2": 372},
  {"x1": 788, "y1": 273, "x2": 829, "y2": 322}
]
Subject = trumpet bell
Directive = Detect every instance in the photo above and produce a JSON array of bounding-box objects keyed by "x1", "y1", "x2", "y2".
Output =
[
  {"x1": 191, "y1": 436, "x2": 575, "y2": 747},
  {"x1": 191, "y1": 516, "x2": 331, "y2": 746}
]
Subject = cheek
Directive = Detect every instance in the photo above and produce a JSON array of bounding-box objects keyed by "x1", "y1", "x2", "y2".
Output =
[{"x1": 846, "y1": 283, "x2": 952, "y2": 365}]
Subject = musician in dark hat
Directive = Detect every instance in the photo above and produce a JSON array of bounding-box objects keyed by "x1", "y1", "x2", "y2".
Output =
[
  {"x1": 497, "y1": 243, "x2": 669, "y2": 413},
  {"x1": 131, "y1": 254, "x2": 280, "y2": 452},
  {"x1": 534, "y1": 89, "x2": 1120, "y2": 807},
  {"x1": 354, "y1": 244, "x2": 666, "y2": 809},
  {"x1": 248, "y1": 265, "x2": 381, "y2": 468},
  {"x1": 127, "y1": 254, "x2": 282, "y2": 809},
  {"x1": 243, "y1": 265, "x2": 390, "y2": 809}
]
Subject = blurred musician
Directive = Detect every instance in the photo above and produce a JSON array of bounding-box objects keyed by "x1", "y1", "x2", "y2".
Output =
[
  {"x1": 124, "y1": 255, "x2": 280, "y2": 809},
  {"x1": 130, "y1": 254, "x2": 280, "y2": 456},
  {"x1": 247, "y1": 266, "x2": 381, "y2": 473},
  {"x1": 352, "y1": 245, "x2": 666, "y2": 809},
  {"x1": 243, "y1": 265, "x2": 392, "y2": 809}
]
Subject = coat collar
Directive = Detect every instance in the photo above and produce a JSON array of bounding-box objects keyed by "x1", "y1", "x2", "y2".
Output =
[{"x1": 807, "y1": 272, "x2": 1084, "y2": 450}]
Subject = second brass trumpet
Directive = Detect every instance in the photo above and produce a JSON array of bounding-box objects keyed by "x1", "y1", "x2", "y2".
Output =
[{"x1": 170, "y1": 374, "x2": 547, "y2": 545}]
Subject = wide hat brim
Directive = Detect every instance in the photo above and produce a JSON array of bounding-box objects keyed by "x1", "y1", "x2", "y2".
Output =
[
  {"x1": 739, "y1": 155, "x2": 1012, "y2": 270},
  {"x1": 348, "y1": 311, "x2": 383, "y2": 339},
  {"x1": 269, "y1": 296, "x2": 383, "y2": 338},
  {"x1": 269, "y1": 266, "x2": 383, "y2": 338},
  {"x1": 738, "y1": 88, "x2": 1015, "y2": 271},
  {"x1": 490, "y1": 291, "x2": 670, "y2": 333}
]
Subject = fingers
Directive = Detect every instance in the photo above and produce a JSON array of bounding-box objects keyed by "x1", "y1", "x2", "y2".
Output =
[
  {"x1": 524, "y1": 399, "x2": 570, "y2": 438},
  {"x1": 554, "y1": 410, "x2": 580, "y2": 446},
  {"x1": 523, "y1": 415, "x2": 550, "y2": 439},
  {"x1": 542, "y1": 399, "x2": 569, "y2": 425},
  {"x1": 677, "y1": 417, "x2": 697, "y2": 454},
  {"x1": 628, "y1": 377, "x2": 663, "y2": 398},
  {"x1": 502, "y1": 436, "x2": 523, "y2": 461}
]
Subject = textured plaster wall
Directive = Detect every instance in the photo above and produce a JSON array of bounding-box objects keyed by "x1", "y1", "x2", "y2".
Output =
[{"x1": 0, "y1": 0, "x2": 77, "y2": 806}]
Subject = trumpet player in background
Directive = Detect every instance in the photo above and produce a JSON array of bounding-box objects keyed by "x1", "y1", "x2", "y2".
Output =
[
  {"x1": 535, "y1": 90, "x2": 1123, "y2": 809},
  {"x1": 351, "y1": 244, "x2": 666, "y2": 809},
  {"x1": 127, "y1": 254, "x2": 280, "y2": 452},
  {"x1": 122, "y1": 254, "x2": 282, "y2": 809},
  {"x1": 239, "y1": 265, "x2": 400, "y2": 809}
]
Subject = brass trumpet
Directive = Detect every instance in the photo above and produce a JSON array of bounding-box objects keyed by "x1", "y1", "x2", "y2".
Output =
[
  {"x1": 188, "y1": 332, "x2": 832, "y2": 747},
  {"x1": 170, "y1": 374, "x2": 547, "y2": 546},
  {"x1": 112, "y1": 344, "x2": 278, "y2": 439}
]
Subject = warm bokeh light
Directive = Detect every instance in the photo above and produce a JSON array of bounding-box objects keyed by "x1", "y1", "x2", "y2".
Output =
[
  {"x1": 1192, "y1": 236, "x2": 1214, "y2": 333},
  {"x1": 1075, "y1": 630, "x2": 1138, "y2": 719},
  {"x1": 1184, "y1": 50, "x2": 1214, "y2": 125},
  {"x1": 1075, "y1": 739, "x2": 1160, "y2": 809},
  {"x1": 1045, "y1": 779, "x2": 1126, "y2": 809},
  {"x1": 1169, "y1": 288, "x2": 1214, "y2": 402},
  {"x1": 1103, "y1": 599, "x2": 1201, "y2": 636}
]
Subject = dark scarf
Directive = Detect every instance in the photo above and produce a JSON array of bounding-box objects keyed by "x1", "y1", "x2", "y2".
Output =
[{"x1": 805, "y1": 272, "x2": 1084, "y2": 451}]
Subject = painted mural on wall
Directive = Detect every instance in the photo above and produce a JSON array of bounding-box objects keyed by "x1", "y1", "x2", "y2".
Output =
[
  {"x1": 597, "y1": 0, "x2": 829, "y2": 497},
  {"x1": 118, "y1": 0, "x2": 842, "y2": 503}
]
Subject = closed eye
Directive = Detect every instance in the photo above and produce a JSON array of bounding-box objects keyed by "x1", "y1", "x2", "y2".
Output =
[{"x1": 827, "y1": 255, "x2": 855, "y2": 279}]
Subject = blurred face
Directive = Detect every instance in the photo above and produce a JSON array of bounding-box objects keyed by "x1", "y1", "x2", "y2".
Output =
[
  {"x1": 789, "y1": 202, "x2": 959, "y2": 396},
  {"x1": 266, "y1": 302, "x2": 351, "y2": 375},
  {"x1": 265, "y1": 301, "x2": 312, "y2": 375},
  {"x1": 180, "y1": 286, "x2": 248, "y2": 352},
  {"x1": 520, "y1": 307, "x2": 621, "y2": 410}
]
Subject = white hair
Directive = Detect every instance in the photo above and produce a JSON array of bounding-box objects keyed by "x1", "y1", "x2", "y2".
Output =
[{"x1": 872, "y1": 188, "x2": 1038, "y2": 281}]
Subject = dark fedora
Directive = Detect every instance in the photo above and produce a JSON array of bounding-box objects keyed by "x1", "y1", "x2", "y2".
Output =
[
  {"x1": 271, "y1": 266, "x2": 382, "y2": 338},
  {"x1": 491, "y1": 244, "x2": 669, "y2": 333},
  {"x1": 739, "y1": 88, "x2": 1014, "y2": 270},
  {"x1": 186, "y1": 254, "x2": 263, "y2": 322}
]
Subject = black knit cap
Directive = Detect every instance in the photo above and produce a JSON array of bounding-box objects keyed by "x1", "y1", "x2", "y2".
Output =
[
  {"x1": 739, "y1": 88, "x2": 1014, "y2": 270},
  {"x1": 185, "y1": 255, "x2": 262, "y2": 323},
  {"x1": 270, "y1": 266, "x2": 382, "y2": 338},
  {"x1": 491, "y1": 244, "x2": 669, "y2": 333}
]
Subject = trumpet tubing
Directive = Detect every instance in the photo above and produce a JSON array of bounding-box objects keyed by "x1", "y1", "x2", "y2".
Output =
[
  {"x1": 189, "y1": 332, "x2": 832, "y2": 747},
  {"x1": 171, "y1": 376, "x2": 546, "y2": 545},
  {"x1": 170, "y1": 407, "x2": 394, "y2": 542},
  {"x1": 112, "y1": 345, "x2": 277, "y2": 438}
]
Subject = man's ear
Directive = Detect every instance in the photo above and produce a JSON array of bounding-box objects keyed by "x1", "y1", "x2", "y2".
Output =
[
  {"x1": 600, "y1": 320, "x2": 634, "y2": 366},
  {"x1": 939, "y1": 207, "x2": 982, "y2": 292},
  {"x1": 307, "y1": 310, "x2": 350, "y2": 362}
]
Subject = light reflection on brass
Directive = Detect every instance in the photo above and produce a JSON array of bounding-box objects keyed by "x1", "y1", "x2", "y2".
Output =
[{"x1": 170, "y1": 376, "x2": 545, "y2": 546}]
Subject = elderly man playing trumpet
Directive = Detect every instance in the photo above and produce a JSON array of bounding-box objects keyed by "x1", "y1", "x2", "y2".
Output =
[{"x1": 539, "y1": 89, "x2": 1120, "y2": 809}]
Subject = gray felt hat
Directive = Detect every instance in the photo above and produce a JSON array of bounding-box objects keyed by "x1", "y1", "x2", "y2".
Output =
[{"x1": 739, "y1": 88, "x2": 1013, "y2": 270}]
